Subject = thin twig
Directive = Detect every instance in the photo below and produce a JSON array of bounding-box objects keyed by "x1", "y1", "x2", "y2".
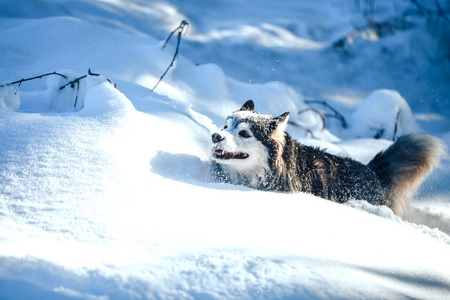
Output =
[
  {"x1": 393, "y1": 110, "x2": 400, "y2": 141},
  {"x1": 162, "y1": 20, "x2": 190, "y2": 49},
  {"x1": 1, "y1": 71, "x2": 68, "y2": 88},
  {"x1": 408, "y1": 0, "x2": 449, "y2": 23},
  {"x1": 59, "y1": 69, "x2": 106, "y2": 90},
  {"x1": 287, "y1": 121, "x2": 314, "y2": 138},
  {"x1": 1, "y1": 69, "x2": 116, "y2": 110},
  {"x1": 59, "y1": 74, "x2": 87, "y2": 90},
  {"x1": 434, "y1": 0, "x2": 450, "y2": 23},
  {"x1": 73, "y1": 80, "x2": 80, "y2": 108},
  {"x1": 298, "y1": 108, "x2": 326, "y2": 131},
  {"x1": 58, "y1": 69, "x2": 115, "y2": 108},
  {"x1": 305, "y1": 100, "x2": 348, "y2": 128},
  {"x1": 152, "y1": 20, "x2": 189, "y2": 92},
  {"x1": 87, "y1": 68, "x2": 116, "y2": 87}
]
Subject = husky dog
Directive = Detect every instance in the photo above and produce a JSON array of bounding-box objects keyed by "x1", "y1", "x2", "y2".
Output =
[{"x1": 212, "y1": 100, "x2": 445, "y2": 217}]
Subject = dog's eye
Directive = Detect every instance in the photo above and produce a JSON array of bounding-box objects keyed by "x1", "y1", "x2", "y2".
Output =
[
  {"x1": 239, "y1": 130, "x2": 251, "y2": 138},
  {"x1": 223, "y1": 125, "x2": 228, "y2": 130}
]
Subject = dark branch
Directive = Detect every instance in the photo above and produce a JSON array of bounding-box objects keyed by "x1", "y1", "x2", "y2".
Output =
[
  {"x1": 88, "y1": 68, "x2": 116, "y2": 87},
  {"x1": 162, "y1": 20, "x2": 190, "y2": 49},
  {"x1": 305, "y1": 100, "x2": 348, "y2": 129},
  {"x1": 334, "y1": 0, "x2": 450, "y2": 52},
  {"x1": 298, "y1": 108, "x2": 326, "y2": 132},
  {"x1": 409, "y1": 0, "x2": 449, "y2": 23},
  {"x1": 1, "y1": 71, "x2": 68, "y2": 88},
  {"x1": 1, "y1": 69, "x2": 115, "y2": 110},
  {"x1": 59, "y1": 68, "x2": 109, "y2": 90},
  {"x1": 73, "y1": 80, "x2": 80, "y2": 108},
  {"x1": 58, "y1": 69, "x2": 116, "y2": 108},
  {"x1": 59, "y1": 74, "x2": 87, "y2": 90},
  {"x1": 434, "y1": 0, "x2": 450, "y2": 23},
  {"x1": 152, "y1": 20, "x2": 189, "y2": 92},
  {"x1": 393, "y1": 110, "x2": 400, "y2": 141}
]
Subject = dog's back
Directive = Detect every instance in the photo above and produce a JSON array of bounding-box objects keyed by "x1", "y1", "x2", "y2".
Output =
[
  {"x1": 275, "y1": 134, "x2": 387, "y2": 205},
  {"x1": 281, "y1": 133, "x2": 445, "y2": 217}
]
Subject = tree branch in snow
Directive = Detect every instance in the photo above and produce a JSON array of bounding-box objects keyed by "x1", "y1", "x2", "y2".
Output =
[
  {"x1": 434, "y1": 0, "x2": 450, "y2": 23},
  {"x1": 152, "y1": 20, "x2": 189, "y2": 92},
  {"x1": 305, "y1": 100, "x2": 348, "y2": 129},
  {"x1": 289, "y1": 101, "x2": 348, "y2": 138},
  {"x1": 59, "y1": 69, "x2": 116, "y2": 108},
  {"x1": 0, "y1": 71, "x2": 68, "y2": 93},
  {"x1": 59, "y1": 74, "x2": 88, "y2": 91},
  {"x1": 335, "y1": 0, "x2": 450, "y2": 52},
  {"x1": 0, "y1": 69, "x2": 116, "y2": 109},
  {"x1": 392, "y1": 110, "x2": 400, "y2": 141},
  {"x1": 59, "y1": 69, "x2": 109, "y2": 90},
  {"x1": 297, "y1": 107, "x2": 326, "y2": 132},
  {"x1": 410, "y1": 0, "x2": 450, "y2": 23},
  {"x1": 332, "y1": 15, "x2": 396, "y2": 53}
]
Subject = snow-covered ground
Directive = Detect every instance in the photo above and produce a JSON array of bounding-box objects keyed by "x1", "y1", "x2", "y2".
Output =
[{"x1": 1, "y1": 0, "x2": 450, "y2": 299}]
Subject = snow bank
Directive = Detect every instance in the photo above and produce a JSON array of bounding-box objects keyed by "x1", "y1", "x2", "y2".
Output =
[
  {"x1": 2, "y1": 190, "x2": 450, "y2": 299},
  {"x1": 351, "y1": 89, "x2": 420, "y2": 140},
  {"x1": 0, "y1": 85, "x2": 20, "y2": 111}
]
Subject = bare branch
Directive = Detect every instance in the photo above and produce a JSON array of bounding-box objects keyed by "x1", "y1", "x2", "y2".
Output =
[
  {"x1": 1, "y1": 71, "x2": 68, "y2": 88},
  {"x1": 1, "y1": 69, "x2": 116, "y2": 110},
  {"x1": 297, "y1": 108, "x2": 326, "y2": 132},
  {"x1": 152, "y1": 20, "x2": 189, "y2": 92},
  {"x1": 305, "y1": 100, "x2": 348, "y2": 129}
]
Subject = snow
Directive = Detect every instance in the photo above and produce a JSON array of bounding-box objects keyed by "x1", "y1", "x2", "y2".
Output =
[
  {"x1": 1, "y1": 0, "x2": 449, "y2": 299},
  {"x1": 351, "y1": 89, "x2": 421, "y2": 140}
]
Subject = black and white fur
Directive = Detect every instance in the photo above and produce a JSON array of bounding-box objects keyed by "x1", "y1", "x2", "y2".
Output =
[{"x1": 212, "y1": 100, "x2": 445, "y2": 217}]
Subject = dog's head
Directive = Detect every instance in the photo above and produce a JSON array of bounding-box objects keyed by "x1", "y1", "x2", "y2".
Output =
[{"x1": 212, "y1": 100, "x2": 290, "y2": 173}]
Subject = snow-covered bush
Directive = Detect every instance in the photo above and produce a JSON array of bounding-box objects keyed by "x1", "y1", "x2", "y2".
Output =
[
  {"x1": 351, "y1": 89, "x2": 420, "y2": 140},
  {"x1": 0, "y1": 85, "x2": 20, "y2": 111}
]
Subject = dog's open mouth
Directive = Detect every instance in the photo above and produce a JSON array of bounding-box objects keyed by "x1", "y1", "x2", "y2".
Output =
[{"x1": 214, "y1": 149, "x2": 249, "y2": 160}]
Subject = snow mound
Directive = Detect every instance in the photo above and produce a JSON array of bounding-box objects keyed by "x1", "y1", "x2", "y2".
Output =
[
  {"x1": 81, "y1": 76, "x2": 135, "y2": 116},
  {"x1": 351, "y1": 89, "x2": 420, "y2": 140},
  {"x1": 0, "y1": 85, "x2": 20, "y2": 111}
]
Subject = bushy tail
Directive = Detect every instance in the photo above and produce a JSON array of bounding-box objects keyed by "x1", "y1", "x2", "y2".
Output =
[{"x1": 368, "y1": 133, "x2": 446, "y2": 217}]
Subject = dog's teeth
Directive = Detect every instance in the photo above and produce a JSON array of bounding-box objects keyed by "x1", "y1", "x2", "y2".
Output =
[{"x1": 213, "y1": 149, "x2": 248, "y2": 159}]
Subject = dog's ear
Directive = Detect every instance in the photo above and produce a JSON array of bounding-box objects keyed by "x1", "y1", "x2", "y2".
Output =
[
  {"x1": 271, "y1": 111, "x2": 290, "y2": 141},
  {"x1": 274, "y1": 111, "x2": 290, "y2": 128},
  {"x1": 239, "y1": 99, "x2": 255, "y2": 112},
  {"x1": 270, "y1": 111, "x2": 290, "y2": 145}
]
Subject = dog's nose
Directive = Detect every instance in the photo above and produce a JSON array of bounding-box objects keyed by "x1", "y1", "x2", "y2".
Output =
[{"x1": 212, "y1": 132, "x2": 224, "y2": 143}]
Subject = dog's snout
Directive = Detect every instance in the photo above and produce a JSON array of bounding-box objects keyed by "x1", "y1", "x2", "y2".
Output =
[{"x1": 212, "y1": 132, "x2": 224, "y2": 143}]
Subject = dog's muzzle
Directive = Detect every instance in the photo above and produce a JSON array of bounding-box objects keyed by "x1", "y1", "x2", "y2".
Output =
[{"x1": 211, "y1": 132, "x2": 249, "y2": 160}]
